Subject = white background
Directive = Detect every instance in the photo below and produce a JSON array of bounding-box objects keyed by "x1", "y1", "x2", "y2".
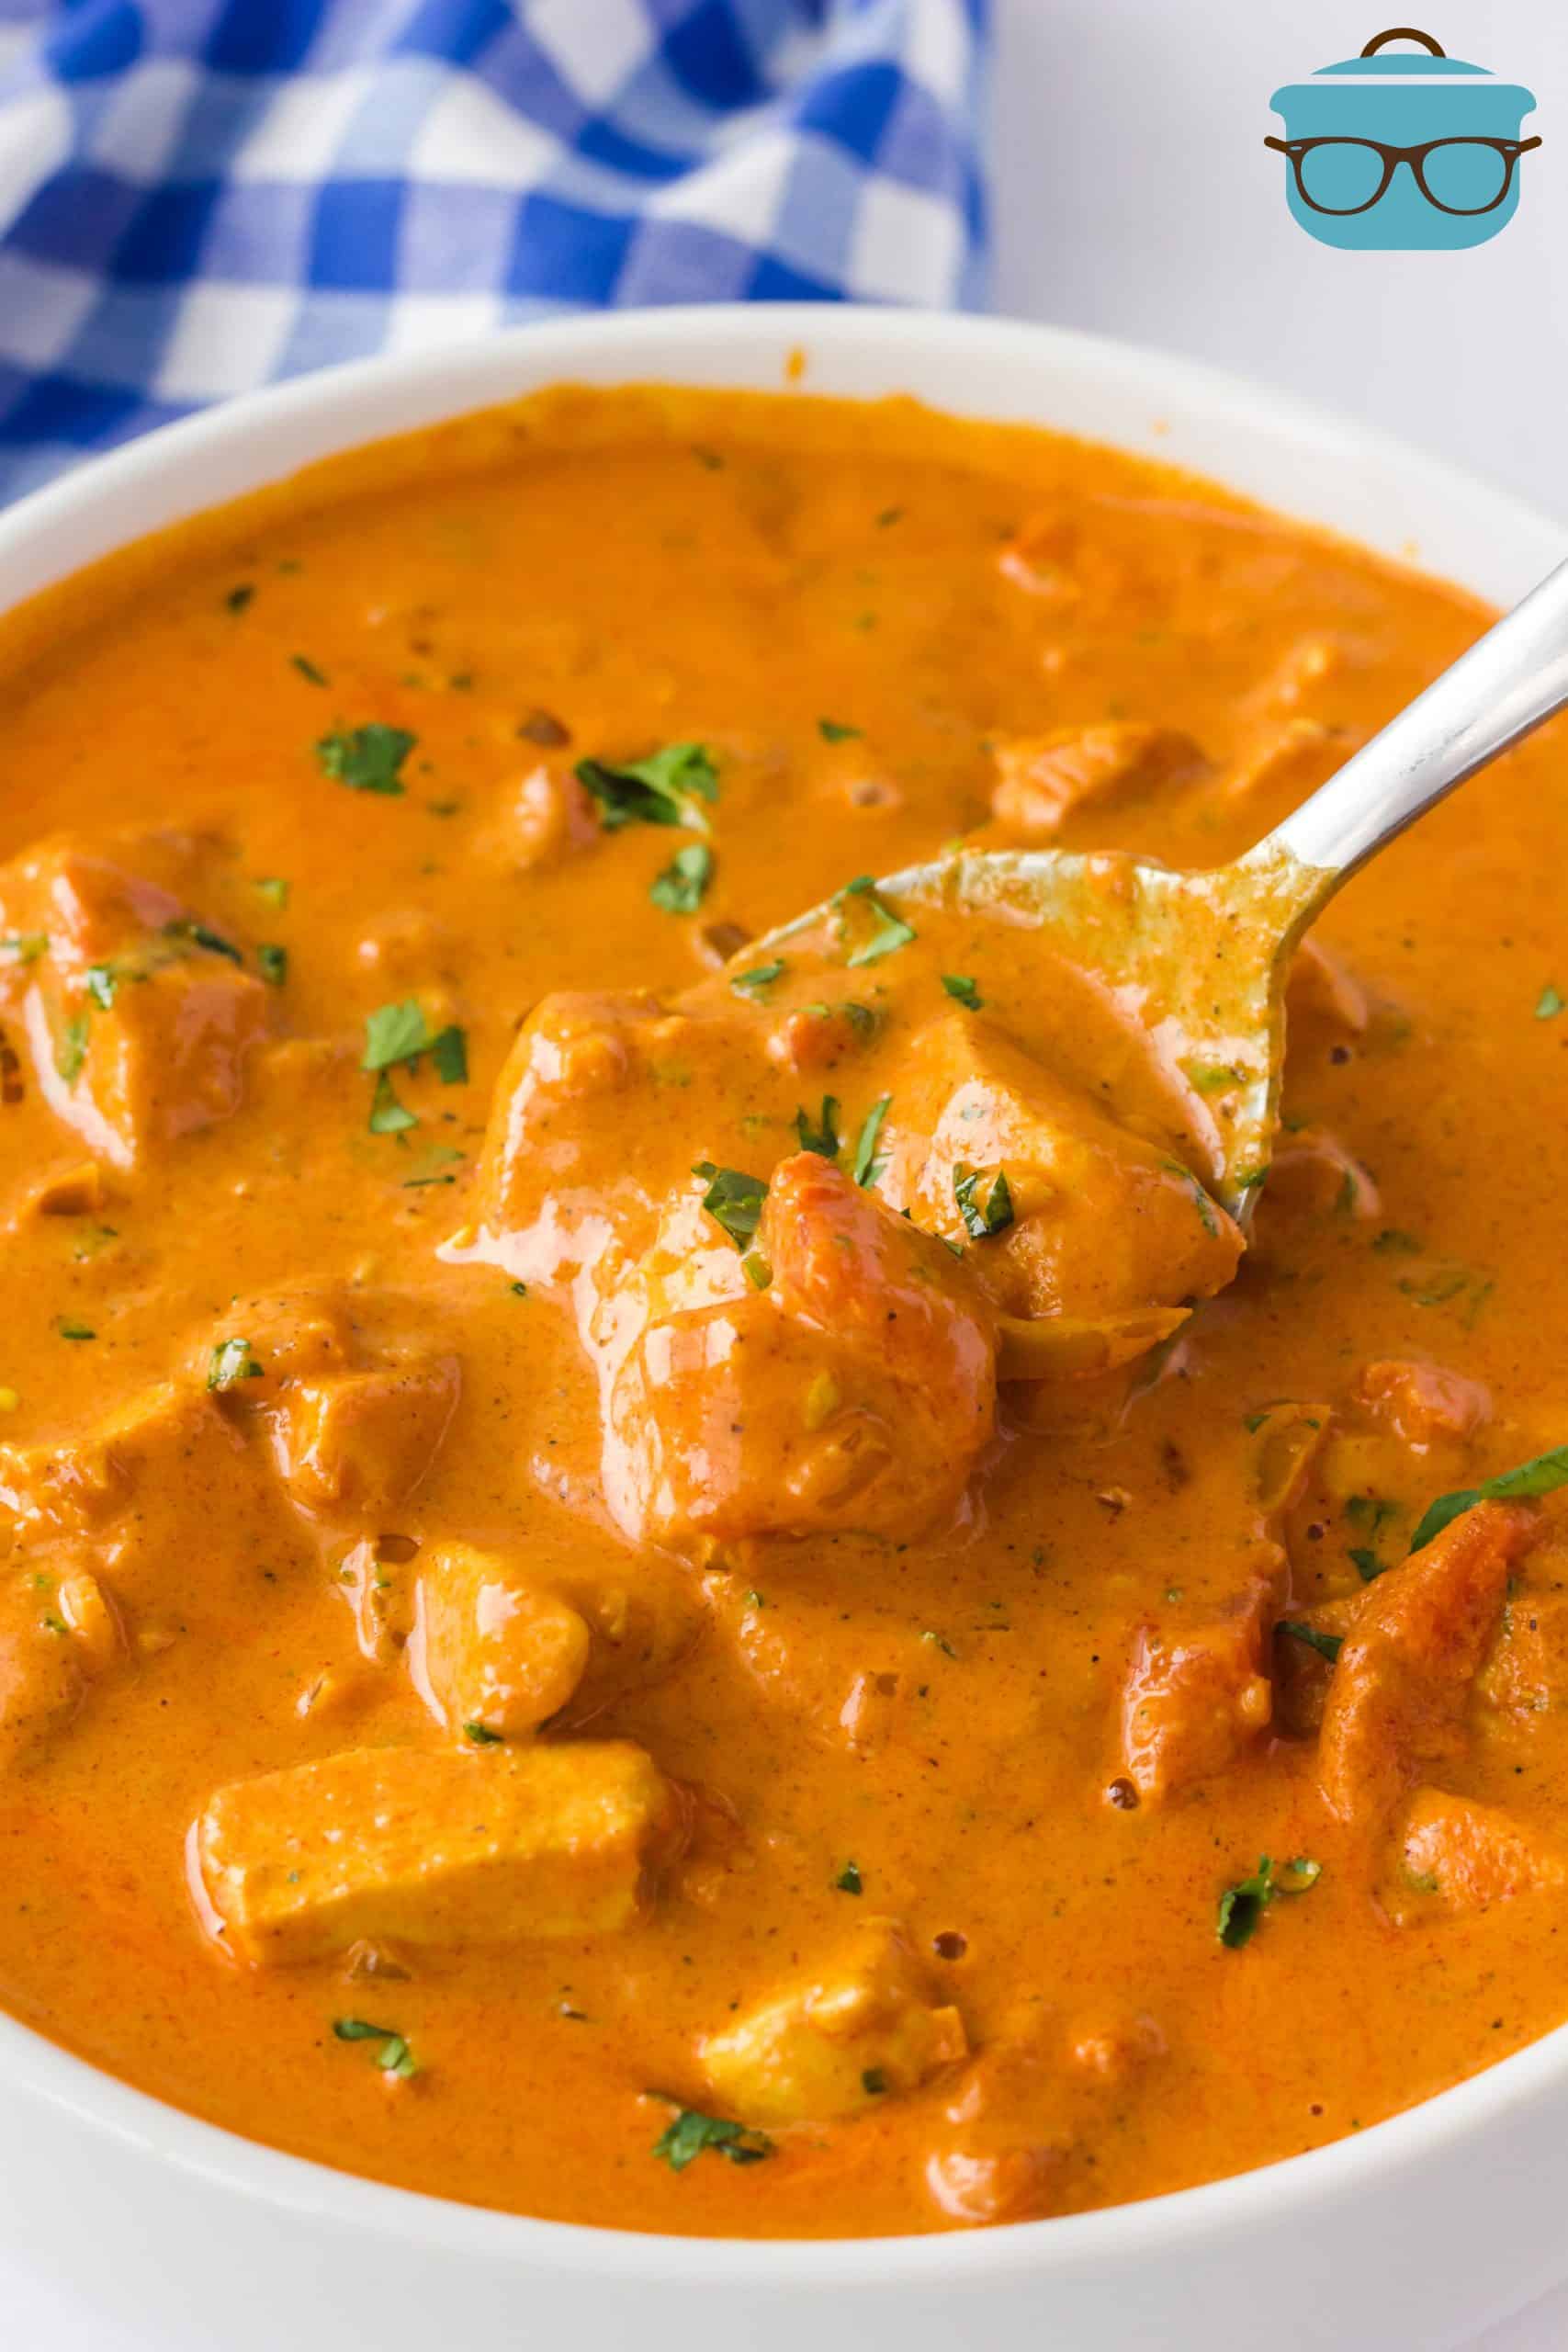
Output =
[{"x1": 11, "y1": 1, "x2": 1568, "y2": 2343}]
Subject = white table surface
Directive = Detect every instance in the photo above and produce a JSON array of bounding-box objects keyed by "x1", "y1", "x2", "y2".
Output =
[{"x1": 11, "y1": 2, "x2": 1568, "y2": 2342}]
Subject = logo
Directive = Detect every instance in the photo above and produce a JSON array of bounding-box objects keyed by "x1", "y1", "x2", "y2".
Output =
[{"x1": 1268, "y1": 25, "x2": 1540, "y2": 250}]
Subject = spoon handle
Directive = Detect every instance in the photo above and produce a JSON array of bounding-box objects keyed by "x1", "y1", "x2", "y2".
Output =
[{"x1": 1267, "y1": 550, "x2": 1568, "y2": 885}]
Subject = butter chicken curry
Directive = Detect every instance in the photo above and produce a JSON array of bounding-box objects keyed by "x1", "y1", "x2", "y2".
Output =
[{"x1": 2, "y1": 384, "x2": 1566, "y2": 2238}]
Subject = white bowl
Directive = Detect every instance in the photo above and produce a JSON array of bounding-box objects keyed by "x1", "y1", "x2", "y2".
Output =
[{"x1": 1, "y1": 306, "x2": 1564, "y2": 2352}]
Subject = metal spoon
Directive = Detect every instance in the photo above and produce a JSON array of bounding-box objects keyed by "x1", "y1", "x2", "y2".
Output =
[{"x1": 752, "y1": 553, "x2": 1568, "y2": 1222}]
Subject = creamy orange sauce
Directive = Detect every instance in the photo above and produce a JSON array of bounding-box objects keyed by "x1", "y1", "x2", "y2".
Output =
[{"x1": 2, "y1": 384, "x2": 1567, "y2": 2239}]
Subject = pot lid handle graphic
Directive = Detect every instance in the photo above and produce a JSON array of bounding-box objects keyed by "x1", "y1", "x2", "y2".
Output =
[{"x1": 1360, "y1": 28, "x2": 1446, "y2": 57}]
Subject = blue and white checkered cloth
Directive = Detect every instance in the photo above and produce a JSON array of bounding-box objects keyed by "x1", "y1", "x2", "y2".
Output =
[{"x1": 0, "y1": 0, "x2": 987, "y2": 503}]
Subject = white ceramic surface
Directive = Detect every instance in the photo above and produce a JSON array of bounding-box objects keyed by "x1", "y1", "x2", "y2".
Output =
[{"x1": 1, "y1": 305, "x2": 1565, "y2": 2352}]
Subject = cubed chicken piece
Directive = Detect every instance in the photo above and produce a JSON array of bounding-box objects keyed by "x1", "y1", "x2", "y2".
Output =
[
  {"x1": 25, "y1": 954, "x2": 270, "y2": 1170},
  {"x1": 1121, "y1": 1554, "x2": 1281, "y2": 1802},
  {"x1": 0, "y1": 1382, "x2": 241, "y2": 1540},
  {"x1": 533, "y1": 1554, "x2": 705, "y2": 1727},
  {"x1": 0, "y1": 1564, "x2": 121, "y2": 1770},
  {"x1": 604, "y1": 1157, "x2": 997, "y2": 1546},
  {"x1": 700, "y1": 1919, "x2": 966, "y2": 2127},
  {"x1": 893, "y1": 1015, "x2": 1241, "y2": 1325},
  {"x1": 196, "y1": 1738, "x2": 676, "y2": 1964},
  {"x1": 1273, "y1": 1594, "x2": 1363, "y2": 1738},
  {"x1": 1395, "y1": 1790, "x2": 1567, "y2": 1917},
  {"x1": 3, "y1": 831, "x2": 273, "y2": 1167},
  {"x1": 1355, "y1": 1360, "x2": 1490, "y2": 1451},
  {"x1": 1479, "y1": 1585, "x2": 1568, "y2": 1719},
  {"x1": 502, "y1": 764, "x2": 598, "y2": 870},
  {"x1": 988, "y1": 723, "x2": 1204, "y2": 839},
  {"x1": 197, "y1": 1289, "x2": 355, "y2": 1404},
  {"x1": 1318, "y1": 1501, "x2": 1540, "y2": 1826},
  {"x1": 273, "y1": 1351, "x2": 459, "y2": 1517},
  {"x1": 410, "y1": 1542, "x2": 592, "y2": 1739}
]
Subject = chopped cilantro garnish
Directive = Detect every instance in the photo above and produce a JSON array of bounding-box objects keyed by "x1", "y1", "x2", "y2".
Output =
[
  {"x1": 254, "y1": 876, "x2": 289, "y2": 909},
  {"x1": 1410, "y1": 1444, "x2": 1568, "y2": 1554},
  {"x1": 332, "y1": 2018, "x2": 418, "y2": 2079},
  {"x1": 1348, "y1": 1547, "x2": 1384, "y2": 1583},
  {"x1": 835, "y1": 1860, "x2": 863, "y2": 1894},
  {"x1": 862, "y1": 2067, "x2": 887, "y2": 2094},
  {"x1": 730, "y1": 958, "x2": 784, "y2": 999},
  {"x1": 953, "y1": 1162, "x2": 1014, "y2": 1238},
  {"x1": 362, "y1": 1000, "x2": 431, "y2": 1071},
  {"x1": 208, "y1": 1337, "x2": 264, "y2": 1392},
  {"x1": 649, "y1": 842, "x2": 714, "y2": 914},
  {"x1": 1, "y1": 932, "x2": 47, "y2": 964},
  {"x1": 56, "y1": 1318, "x2": 96, "y2": 1341},
  {"x1": 1535, "y1": 984, "x2": 1564, "y2": 1021},
  {"x1": 741, "y1": 1249, "x2": 772, "y2": 1291},
  {"x1": 85, "y1": 963, "x2": 118, "y2": 1010},
  {"x1": 1371, "y1": 1227, "x2": 1422, "y2": 1256},
  {"x1": 1278, "y1": 1621, "x2": 1343, "y2": 1664},
  {"x1": 795, "y1": 1095, "x2": 840, "y2": 1159},
  {"x1": 225, "y1": 583, "x2": 254, "y2": 614},
  {"x1": 463, "y1": 1721, "x2": 503, "y2": 1746},
  {"x1": 291, "y1": 654, "x2": 329, "y2": 686},
  {"x1": 649, "y1": 2104, "x2": 773, "y2": 2173},
  {"x1": 942, "y1": 974, "x2": 983, "y2": 1011},
  {"x1": 368, "y1": 1072, "x2": 418, "y2": 1135},
  {"x1": 1216, "y1": 1854, "x2": 1321, "y2": 1950},
  {"x1": 576, "y1": 741, "x2": 718, "y2": 833},
  {"x1": 693, "y1": 1161, "x2": 767, "y2": 1249},
  {"x1": 1162, "y1": 1156, "x2": 1219, "y2": 1238},
  {"x1": 56, "y1": 1013, "x2": 88, "y2": 1085},
  {"x1": 257, "y1": 944, "x2": 288, "y2": 987},
  {"x1": 835, "y1": 874, "x2": 916, "y2": 967},
  {"x1": 852, "y1": 1093, "x2": 892, "y2": 1189},
  {"x1": 431, "y1": 1024, "x2": 468, "y2": 1084},
  {"x1": 164, "y1": 918, "x2": 242, "y2": 965},
  {"x1": 818, "y1": 718, "x2": 861, "y2": 743},
  {"x1": 317, "y1": 723, "x2": 416, "y2": 796}
]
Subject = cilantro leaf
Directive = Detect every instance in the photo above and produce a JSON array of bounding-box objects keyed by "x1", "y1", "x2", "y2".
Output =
[
  {"x1": 1536, "y1": 984, "x2": 1564, "y2": 1021},
  {"x1": 362, "y1": 1000, "x2": 433, "y2": 1071},
  {"x1": 693, "y1": 1161, "x2": 767, "y2": 1249},
  {"x1": 368, "y1": 1071, "x2": 418, "y2": 1135},
  {"x1": 942, "y1": 974, "x2": 983, "y2": 1011},
  {"x1": 85, "y1": 963, "x2": 118, "y2": 1010},
  {"x1": 317, "y1": 723, "x2": 416, "y2": 796},
  {"x1": 953, "y1": 1161, "x2": 1015, "y2": 1238},
  {"x1": 852, "y1": 1093, "x2": 891, "y2": 1189},
  {"x1": 1277, "y1": 1620, "x2": 1343, "y2": 1663},
  {"x1": 208, "y1": 1338, "x2": 264, "y2": 1392},
  {"x1": 730, "y1": 958, "x2": 784, "y2": 999},
  {"x1": 835, "y1": 875, "x2": 915, "y2": 967},
  {"x1": 431, "y1": 1024, "x2": 468, "y2": 1084},
  {"x1": 1216, "y1": 1854, "x2": 1321, "y2": 1949},
  {"x1": 1409, "y1": 1444, "x2": 1568, "y2": 1554},
  {"x1": 257, "y1": 944, "x2": 288, "y2": 987},
  {"x1": 291, "y1": 654, "x2": 329, "y2": 686},
  {"x1": 818, "y1": 718, "x2": 861, "y2": 743},
  {"x1": 795, "y1": 1095, "x2": 840, "y2": 1159},
  {"x1": 835, "y1": 1860, "x2": 863, "y2": 1894},
  {"x1": 649, "y1": 842, "x2": 714, "y2": 914},
  {"x1": 55, "y1": 1012, "x2": 88, "y2": 1086},
  {"x1": 576, "y1": 741, "x2": 718, "y2": 833},
  {"x1": 332, "y1": 2017, "x2": 418, "y2": 2079},
  {"x1": 650, "y1": 2104, "x2": 773, "y2": 2173}
]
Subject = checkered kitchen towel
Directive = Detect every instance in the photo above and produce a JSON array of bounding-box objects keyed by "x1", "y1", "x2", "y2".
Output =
[{"x1": 0, "y1": 0, "x2": 987, "y2": 502}]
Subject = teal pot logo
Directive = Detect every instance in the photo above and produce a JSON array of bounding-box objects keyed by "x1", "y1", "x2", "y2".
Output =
[{"x1": 1268, "y1": 26, "x2": 1540, "y2": 249}]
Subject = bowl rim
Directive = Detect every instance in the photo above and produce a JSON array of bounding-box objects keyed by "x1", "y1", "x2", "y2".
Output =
[{"x1": 2, "y1": 298, "x2": 1566, "y2": 2286}]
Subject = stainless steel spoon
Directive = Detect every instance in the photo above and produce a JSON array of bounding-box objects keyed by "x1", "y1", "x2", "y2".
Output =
[{"x1": 752, "y1": 552, "x2": 1568, "y2": 1222}]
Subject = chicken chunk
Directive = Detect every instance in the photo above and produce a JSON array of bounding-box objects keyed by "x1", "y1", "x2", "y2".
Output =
[
  {"x1": 1121, "y1": 1553, "x2": 1281, "y2": 1803},
  {"x1": 988, "y1": 723, "x2": 1204, "y2": 839},
  {"x1": 604, "y1": 1156, "x2": 997, "y2": 1547},
  {"x1": 1394, "y1": 1789, "x2": 1568, "y2": 1918},
  {"x1": 699, "y1": 1919, "x2": 966, "y2": 2127},
  {"x1": 410, "y1": 1542, "x2": 592, "y2": 1739},
  {"x1": 0, "y1": 1564, "x2": 121, "y2": 1770},
  {"x1": 196, "y1": 1739, "x2": 676, "y2": 1964},
  {"x1": 272, "y1": 1351, "x2": 460, "y2": 1518},
  {"x1": 889, "y1": 1015, "x2": 1241, "y2": 1325},
  {"x1": 1478, "y1": 1584, "x2": 1568, "y2": 1719},
  {"x1": 2, "y1": 831, "x2": 273, "y2": 1168},
  {"x1": 1318, "y1": 1502, "x2": 1539, "y2": 1826},
  {"x1": 0, "y1": 1381, "x2": 241, "y2": 1541}
]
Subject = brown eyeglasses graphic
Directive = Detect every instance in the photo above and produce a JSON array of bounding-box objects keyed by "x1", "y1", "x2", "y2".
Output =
[{"x1": 1264, "y1": 132, "x2": 1542, "y2": 218}]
